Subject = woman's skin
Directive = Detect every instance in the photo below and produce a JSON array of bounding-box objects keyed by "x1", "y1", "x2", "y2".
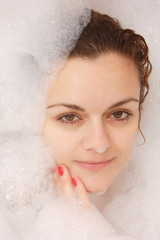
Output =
[{"x1": 43, "y1": 52, "x2": 140, "y2": 206}]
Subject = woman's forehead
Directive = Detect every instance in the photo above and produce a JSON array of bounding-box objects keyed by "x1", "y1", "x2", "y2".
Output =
[
  {"x1": 58, "y1": 53, "x2": 139, "y2": 77},
  {"x1": 47, "y1": 53, "x2": 140, "y2": 105}
]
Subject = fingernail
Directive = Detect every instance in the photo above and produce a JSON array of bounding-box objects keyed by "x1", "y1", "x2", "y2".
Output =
[
  {"x1": 72, "y1": 177, "x2": 77, "y2": 187},
  {"x1": 58, "y1": 166, "x2": 63, "y2": 176}
]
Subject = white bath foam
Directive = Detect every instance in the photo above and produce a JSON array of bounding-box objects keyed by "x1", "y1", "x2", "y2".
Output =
[
  {"x1": 27, "y1": 196, "x2": 135, "y2": 240},
  {"x1": 0, "y1": 52, "x2": 45, "y2": 133},
  {"x1": 0, "y1": 211, "x2": 16, "y2": 240},
  {"x1": 0, "y1": 134, "x2": 55, "y2": 239},
  {"x1": 0, "y1": 0, "x2": 91, "y2": 70}
]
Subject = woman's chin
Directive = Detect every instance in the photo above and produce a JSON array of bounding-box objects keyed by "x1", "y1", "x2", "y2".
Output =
[
  {"x1": 84, "y1": 181, "x2": 109, "y2": 194},
  {"x1": 87, "y1": 188, "x2": 108, "y2": 195}
]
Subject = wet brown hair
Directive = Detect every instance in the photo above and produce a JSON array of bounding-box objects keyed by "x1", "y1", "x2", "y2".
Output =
[{"x1": 69, "y1": 9, "x2": 152, "y2": 142}]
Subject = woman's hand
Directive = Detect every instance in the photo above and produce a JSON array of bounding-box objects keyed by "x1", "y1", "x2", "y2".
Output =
[{"x1": 51, "y1": 165, "x2": 92, "y2": 209}]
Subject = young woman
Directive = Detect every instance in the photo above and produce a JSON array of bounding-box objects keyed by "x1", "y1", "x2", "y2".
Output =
[{"x1": 43, "y1": 10, "x2": 152, "y2": 207}]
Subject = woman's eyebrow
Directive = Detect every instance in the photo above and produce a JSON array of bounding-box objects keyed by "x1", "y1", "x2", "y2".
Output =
[
  {"x1": 47, "y1": 103, "x2": 85, "y2": 112},
  {"x1": 47, "y1": 98, "x2": 139, "y2": 112},
  {"x1": 107, "y1": 97, "x2": 139, "y2": 110}
]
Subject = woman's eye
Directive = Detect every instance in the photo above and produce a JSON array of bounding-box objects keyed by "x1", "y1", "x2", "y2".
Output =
[
  {"x1": 109, "y1": 111, "x2": 131, "y2": 121},
  {"x1": 58, "y1": 114, "x2": 79, "y2": 124}
]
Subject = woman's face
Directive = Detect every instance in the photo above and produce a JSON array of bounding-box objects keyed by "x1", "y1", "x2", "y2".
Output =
[{"x1": 43, "y1": 53, "x2": 140, "y2": 193}]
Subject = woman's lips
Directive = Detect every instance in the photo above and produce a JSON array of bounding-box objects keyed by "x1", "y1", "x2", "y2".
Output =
[{"x1": 74, "y1": 158, "x2": 113, "y2": 170}]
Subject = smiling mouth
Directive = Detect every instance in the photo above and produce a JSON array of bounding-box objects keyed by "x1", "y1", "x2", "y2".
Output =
[{"x1": 74, "y1": 158, "x2": 113, "y2": 170}]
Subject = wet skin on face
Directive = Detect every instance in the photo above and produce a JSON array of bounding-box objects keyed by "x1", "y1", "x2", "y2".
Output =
[{"x1": 43, "y1": 53, "x2": 140, "y2": 193}]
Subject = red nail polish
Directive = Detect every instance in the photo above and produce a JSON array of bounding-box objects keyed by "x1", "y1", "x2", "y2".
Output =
[
  {"x1": 58, "y1": 166, "x2": 63, "y2": 176},
  {"x1": 72, "y1": 177, "x2": 77, "y2": 187}
]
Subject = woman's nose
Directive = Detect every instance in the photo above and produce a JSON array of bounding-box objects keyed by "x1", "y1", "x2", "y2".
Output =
[{"x1": 82, "y1": 120, "x2": 110, "y2": 152}]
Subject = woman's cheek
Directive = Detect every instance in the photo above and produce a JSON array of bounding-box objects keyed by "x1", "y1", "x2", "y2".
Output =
[
  {"x1": 113, "y1": 125, "x2": 138, "y2": 157},
  {"x1": 50, "y1": 134, "x2": 77, "y2": 166}
]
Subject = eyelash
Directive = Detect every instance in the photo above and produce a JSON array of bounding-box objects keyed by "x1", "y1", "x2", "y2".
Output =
[
  {"x1": 57, "y1": 113, "x2": 80, "y2": 125},
  {"x1": 57, "y1": 110, "x2": 133, "y2": 125}
]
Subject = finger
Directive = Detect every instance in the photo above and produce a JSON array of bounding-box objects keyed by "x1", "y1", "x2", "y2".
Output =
[
  {"x1": 56, "y1": 165, "x2": 75, "y2": 199},
  {"x1": 72, "y1": 177, "x2": 92, "y2": 210}
]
